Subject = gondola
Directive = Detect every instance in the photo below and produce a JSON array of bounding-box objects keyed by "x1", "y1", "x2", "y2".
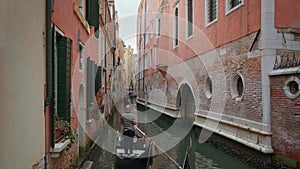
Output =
[{"x1": 114, "y1": 126, "x2": 152, "y2": 169}]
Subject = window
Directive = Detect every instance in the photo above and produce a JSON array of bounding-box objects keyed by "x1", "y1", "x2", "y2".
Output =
[
  {"x1": 174, "y1": 6, "x2": 179, "y2": 47},
  {"x1": 144, "y1": 53, "x2": 148, "y2": 69},
  {"x1": 145, "y1": 28, "x2": 149, "y2": 44},
  {"x1": 139, "y1": 59, "x2": 142, "y2": 79},
  {"x1": 85, "y1": 0, "x2": 100, "y2": 35},
  {"x1": 186, "y1": 0, "x2": 193, "y2": 38},
  {"x1": 55, "y1": 35, "x2": 72, "y2": 122},
  {"x1": 147, "y1": 0, "x2": 150, "y2": 11},
  {"x1": 204, "y1": 76, "x2": 212, "y2": 99},
  {"x1": 157, "y1": 16, "x2": 161, "y2": 38},
  {"x1": 79, "y1": 44, "x2": 84, "y2": 71},
  {"x1": 231, "y1": 73, "x2": 244, "y2": 100},
  {"x1": 151, "y1": 21, "x2": 154, "y2": 38},
  {"x1": 205, "y1": 0, "x2": 218, "y2": 26},
  {"x1": 154, "y1": 47, "x2": 157, "y2": 65},
  {"x1": 226, "y1": 0, "x2": 243, "y2": 13},
  {"x1": 283, "y1": 76, "x2": 300, "y2": 99},
  {"x1": 79, "y1": 0, "x2": 85, "y2": 16},
  {"x1": 150, "y1": 49, "x2": 153, "y2": 67}
]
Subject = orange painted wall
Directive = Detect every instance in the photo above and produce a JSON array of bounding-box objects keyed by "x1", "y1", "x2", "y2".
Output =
[{"x1": 275, "y1": 0, "x2": 300, "y2": 29}]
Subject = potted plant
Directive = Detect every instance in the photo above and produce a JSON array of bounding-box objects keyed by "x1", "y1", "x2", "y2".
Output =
[{"x1": 54, "y1": 117, "x2": 71, "y2": 142}]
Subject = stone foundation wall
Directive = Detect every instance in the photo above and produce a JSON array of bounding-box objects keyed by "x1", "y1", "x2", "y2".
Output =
[{"x1": 48, "y1": 142, "x2": 78, "y2": 169}]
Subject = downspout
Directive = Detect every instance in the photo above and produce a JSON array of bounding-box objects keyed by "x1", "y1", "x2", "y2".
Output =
[
  {"x1": 138, "y1": 11, "x2": 142, "y2": 99},
  {"x1": 104, "y1": 1, "x2": 107, "y2": 93},
  {"x1": 113, "y1": 4, "x2": 116, "y2": 67},
  {"x1": 45, "y1": 0, "x2": 54, "y2": 168},
  {"x1": 143, "y1": 0, "x2": 147, "y2": 98}
]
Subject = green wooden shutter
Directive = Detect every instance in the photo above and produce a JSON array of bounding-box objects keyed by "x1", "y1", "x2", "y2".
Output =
[
  {"x1": 187, "y1": 0, "x2": 193, "y2": 37},
  {"x1": 95, "y1": 66, "x2": 101, "y2": 96},
  {"x1": 86, "y1": 0, "x2": 99, "y2": 34},
  {"x1": 209, "y1": 0, "x2": 217, "y2": 22},
  {"x1": 57, "y1": 36, "x2": 71, "y2": 122},
  {"x1": 175, "y1": 7, "x2": 179, "y2": 46}
]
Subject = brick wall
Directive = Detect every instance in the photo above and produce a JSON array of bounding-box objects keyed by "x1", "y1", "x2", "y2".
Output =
[
  {"x1": 270, "y1": 74, "x2": 300, "y2": 162},
  {"x1": 48, "y1": 142, "x2": 78, "y2": 169},
  {"x1": 142, "y1": 32, "x2": 263, "y2": 123}
]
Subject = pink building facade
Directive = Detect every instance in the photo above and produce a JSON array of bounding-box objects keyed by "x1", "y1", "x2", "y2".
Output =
[{"x1": 136, "y1": 0, "x2": 300, "y2": 167}]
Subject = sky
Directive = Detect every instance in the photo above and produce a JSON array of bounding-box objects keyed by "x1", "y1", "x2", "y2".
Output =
[{"x1": 115, "y1": 0, "x2": 141, "y2": 54}]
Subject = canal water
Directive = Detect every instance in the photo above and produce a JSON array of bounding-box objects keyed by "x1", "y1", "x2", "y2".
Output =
[{"x1": 88, "y1": 104, "x2": 255, "y2": 169}]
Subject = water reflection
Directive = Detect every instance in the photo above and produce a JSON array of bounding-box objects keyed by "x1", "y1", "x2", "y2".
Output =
[{"x1": 89, "y1": 105, "x2": 254, "y2": 169}]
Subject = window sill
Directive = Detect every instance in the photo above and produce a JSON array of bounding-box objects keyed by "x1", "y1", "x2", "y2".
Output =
[
  {"x1": 226, "y1": 3, "x2": 244, "y2": 16},
  {"x1": 173, "y1": 44, "x2": 178, "y2": 50},
  {"x1": 50, "y1": 139, "x2": 71, "y2": 158},
  {"x1": 186, "y1": 34, "x2": 194, "y2": 41},
  {"x1": 205, "y1": 19, "x2": 218, "y2": 28},
  {"x1": 232, "y1": 96, "x2": 243, "y2": 101}
]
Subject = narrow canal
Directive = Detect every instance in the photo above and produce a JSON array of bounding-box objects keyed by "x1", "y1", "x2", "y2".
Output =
[{"x1": 87, "y1": 103, "x2": 255, "y2": 169}]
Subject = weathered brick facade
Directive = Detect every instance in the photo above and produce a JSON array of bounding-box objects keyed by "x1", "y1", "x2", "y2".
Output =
[
  {"x1": 270, "y1": 73, "x2": 300, "y2": 162},
  {"x1": 136, "y1": 0, "x2": 300, "y2": 166}
]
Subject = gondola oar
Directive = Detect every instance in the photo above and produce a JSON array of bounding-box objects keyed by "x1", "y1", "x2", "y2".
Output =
[
  {"x1": 134, "y1": 126, "x2": 183, "y2": 169},
  {"x1": 182, "y1": 137, "x2": 192, "y2": 169}
]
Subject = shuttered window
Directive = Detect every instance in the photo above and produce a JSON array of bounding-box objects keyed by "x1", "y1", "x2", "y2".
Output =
[
  {"x1": 95, "y1": 66, "x2": 101, "y2": 96},
  {"x1": 56, "y1": 36, "x2": 72, "y2": 122},
  {"x1": 227, "y1": 0, "x2": 243, "y2": 11},
  {"x1": 207, "y1": 0, "x2": 217, "y2": 23},
  {"x1": 187, "y1": 0, "x2": 193, "y2": 38},
  {"x1": 174, "y1": 6, "x2": 179, "y2": 47},
  {"x1": 157, "y1": 17, "x2": 161, "y2": 37},
  {"x1": 86, "y1": 57, "x2": 95, "y2": 110},
  {"x1": 230, "y1": 0, "x2": 242, "y2": 9},
  {"x1": 86, "y1": 0, "x2": 100, "y2": 36}
]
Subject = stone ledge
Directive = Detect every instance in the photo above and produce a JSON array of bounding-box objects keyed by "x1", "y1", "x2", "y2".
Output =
[
  {"x1": 136, "y1": 99, "x2": 180, "y2": 118},
  {"x1": 49, "y1": 139, "x2": 71, "y2": 158},
  {"x1": 270, "y1": 67, "x2": 300, "y2": 76},
  {"x1": 194, "y1": 113, "x2": 274, "y2": 154}
]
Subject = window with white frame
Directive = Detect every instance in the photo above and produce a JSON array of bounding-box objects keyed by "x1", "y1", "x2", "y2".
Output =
[
  {"x1": 145, "y1": 28, "x2": 149, "y2": 44},
  {"x1": 79, "y1": 0, "x2": 85, "y2": 16},
  {"x1": 79, "y1": 44, "x2": 84, "y2": 71},
  {"x1": 150, "y1": 49, "x2": 153, "y2": 67},
  {"x1": 174, "y1": 5, "x2": 179, "y2": 47},
  {"x1": 205, "y1": 0, "x2": 218, "y2": 25},
  {"x1": 151, "y1": 21, "x2": 154, "y2": 38},
  {"x1": 157, "y1": 16, "x2": 161, "y2": 38},
  {"x1": 186, "y1": 0, "x2": 193, "y2": 38},
  {"x1": 139, "y1": 58, "x2": 143, "y2": 79},
  {"x1": 226, "y1": 0, "x2": 243, "y2": 13},
  {"x1": 144, "y1": 53, "x2": 148, "y2": 69},
  {"x1": 147, "y1": 0, "x2": 150, "y2": 11}
]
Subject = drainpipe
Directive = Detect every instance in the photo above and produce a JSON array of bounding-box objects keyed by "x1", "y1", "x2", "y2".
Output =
[
  {"x1": 45, "y1": 0, "x2": 54, "y2": 168},
  {"x1": 143, "y1": 0, "x2": 147, "y2": 98},
  {"x1": 113, "y1": 4, "x2": 116, "y2": 68},
  {"x1": 260, "y1": 0, "x2": 276, "y2": 153},
  {"x1": 104, "y1": 1, "x2": 107, "y2": 94}
]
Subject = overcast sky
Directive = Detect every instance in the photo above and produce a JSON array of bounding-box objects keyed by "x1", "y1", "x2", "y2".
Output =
[{"x1": 115, "y1": 0, "x2": 141, "y2": 53}]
